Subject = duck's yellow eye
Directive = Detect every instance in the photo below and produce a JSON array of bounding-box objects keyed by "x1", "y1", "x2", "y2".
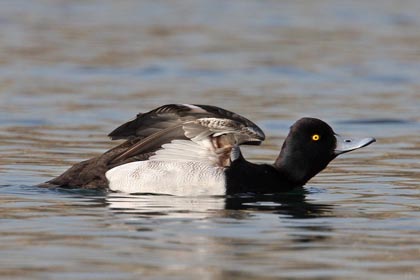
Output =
[{"x1": 312, "y1": 134, "x2": 320, "y2": 141}]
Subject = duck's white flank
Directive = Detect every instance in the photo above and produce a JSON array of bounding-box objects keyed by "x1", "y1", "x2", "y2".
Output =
[
  {"x1": 106, "y1": 139, "x2": 227, "y2": 196},
  {"x1": 106, "y1": 161, "x2": 226, "y2": 196},
  {"x1": 105, "y1": 118, "x2": 238, "y2": 196}
]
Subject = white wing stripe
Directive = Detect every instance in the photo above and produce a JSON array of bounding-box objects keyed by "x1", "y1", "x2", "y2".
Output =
[{"x1": 149, "y1": 139, "x2": 220, "y2": 165}]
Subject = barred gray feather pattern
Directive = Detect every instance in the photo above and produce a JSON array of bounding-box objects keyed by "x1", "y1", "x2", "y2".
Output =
[
  {"x1": 108, "y1": 104, "x2": 265, "y2": 141},
  {"x1": 109, "y1": 104, "x2": 265, "y2": 164}
]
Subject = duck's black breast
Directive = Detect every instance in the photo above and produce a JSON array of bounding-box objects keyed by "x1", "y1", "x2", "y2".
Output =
[{"x1": 224, "y1": 157, "x2": 297, "y2": 195}]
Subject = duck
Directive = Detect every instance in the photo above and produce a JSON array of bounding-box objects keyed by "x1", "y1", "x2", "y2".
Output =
[{"x1": 41, "y1": 104, "x2": 375, "y2": 195}]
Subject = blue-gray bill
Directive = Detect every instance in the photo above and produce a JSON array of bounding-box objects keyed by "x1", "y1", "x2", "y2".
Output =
[{"x1": 334, "y1": 135, "x2": 376, "y2": 155}]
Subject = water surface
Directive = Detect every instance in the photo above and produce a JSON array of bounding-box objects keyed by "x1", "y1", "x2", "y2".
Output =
[{"x1": 1, "y1": 1, "x2": 419, "y2": 279}]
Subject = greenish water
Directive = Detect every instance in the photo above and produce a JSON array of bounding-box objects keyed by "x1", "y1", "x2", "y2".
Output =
[{"x1": 0, "y1": 1, "x2": 419, "y2": 279}]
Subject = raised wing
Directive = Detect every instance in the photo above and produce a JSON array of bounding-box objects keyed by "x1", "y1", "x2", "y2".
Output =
[
  {"x1": 109, "y1": 104, "x2": 265, "y2": 164},
  {"x1": 108, "y1": 104, "x2": 265, "y2": 142}
]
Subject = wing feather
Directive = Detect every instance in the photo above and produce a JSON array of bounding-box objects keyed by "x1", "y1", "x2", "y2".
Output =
[
  {"x1": 150, "y1": 139, "x2": 222, "y2": 166},
  {"x1": 109, "y1": 104, "x2": 265, "y2": 165},
  {"x1": 108, "y1": 104, "x2": 265, "y2": 141}
]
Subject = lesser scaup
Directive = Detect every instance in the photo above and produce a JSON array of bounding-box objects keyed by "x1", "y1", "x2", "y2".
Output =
[{"x1": 41, "y1": 104, "x2": 375, "y2": 195}]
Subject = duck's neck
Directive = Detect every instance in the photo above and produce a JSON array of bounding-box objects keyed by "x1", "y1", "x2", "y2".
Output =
[
  {"x1": 274, "y1": 155, "x2": 311, "y2": 186},
  {"x1": 274, "y1": 142, "x2": 330, "y2": 186}
]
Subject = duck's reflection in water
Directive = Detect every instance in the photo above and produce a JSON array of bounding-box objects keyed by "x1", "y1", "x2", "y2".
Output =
[
  {"x1": 224, "y1": 190, "x2": 335, "y2": 244},
  {"x1": 224, "y1": 189, "x2": 333, "y2": 219},
  {"x1": 44, "y1": 189, "x2": 336, "y2": 278},
  {"x1": 105, "y1": 190, "x2": 333, "y2": 217},
  {"x1": 105, "y1": 189, "x2": 334, "y2": 243}
]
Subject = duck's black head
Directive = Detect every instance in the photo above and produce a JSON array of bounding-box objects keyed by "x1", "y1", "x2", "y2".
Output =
[{"x1": 275, "y1": 118, "x2": 375, "y2": 185}]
